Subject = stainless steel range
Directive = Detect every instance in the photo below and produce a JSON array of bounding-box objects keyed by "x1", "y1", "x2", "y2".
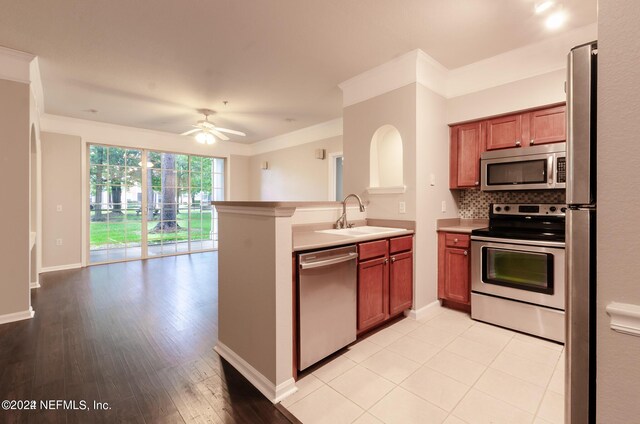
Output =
[{"x1": 470, "y1": 203, "x2": 566, "y2": 343}]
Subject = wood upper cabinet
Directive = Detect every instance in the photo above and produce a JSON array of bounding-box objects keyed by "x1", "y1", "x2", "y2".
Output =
[
  {"x1": 528, "y1": 105, "x2": 566, "y2": 146},
  {"x1": 389, "y1": 251, "x2": 413, "y2": 316},
  {"x1": 486, "y1": 113, "x2": 525, "y2": 150},
  {"x1": 437, "y1": 232, "x2": 470, "y2": 309},
  {"x1": 358, "y1": 256, "x2": 388, "y2": 331},
  {"x1": 450, "y1": 122, "x2": 484, "y2": 189},
  {"x1": 357, "y1": 235, "x2": 413, "y2": 334}
]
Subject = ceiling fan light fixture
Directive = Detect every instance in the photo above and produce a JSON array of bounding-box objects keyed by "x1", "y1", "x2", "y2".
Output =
[{"x1": 195, "y1": 131, "x2": 215, "y2": 145}]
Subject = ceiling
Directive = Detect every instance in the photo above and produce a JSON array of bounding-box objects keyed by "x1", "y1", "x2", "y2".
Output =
[{"x1": 0, "y1": 0, "x2": 597, "y2": 143}]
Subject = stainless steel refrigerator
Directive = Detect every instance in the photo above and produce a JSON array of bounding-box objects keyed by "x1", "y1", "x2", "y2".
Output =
[{"x1": 566, "y1": 40, "x2": 597, "y2": 424}]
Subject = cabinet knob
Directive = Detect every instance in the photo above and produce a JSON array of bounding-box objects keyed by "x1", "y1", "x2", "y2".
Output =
[
  {"x1": 475, "y1": 181, "x2": 479, "y2": 185},
  {"x1": 530, "y1": 139, "x2": 535, "y2": 146},
  {"x1": 464, "y1": 250, "x2": 468, "y2": 256},
  {"x1": 454, "y1": 238, "x2": 459, "y2": 243},
  {"x1": 391, "y1": 257, "x2": 396, "y2": 263},
  {"x1": 515, "y1": 140, "x2": 522, "y2": 147},
  {"x1": 383, "y1": 258, "x2": 388, "y2": 264}
]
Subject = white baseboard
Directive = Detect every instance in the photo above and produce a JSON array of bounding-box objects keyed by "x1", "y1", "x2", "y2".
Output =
[
  {"x1": 30, "y1": 281, "x2": 41, "y2": 289},
  {"x1": 41, "y1": 263, "x2": 82, "y2": 273},
  {"x1": 214, "y1": 341, "x2": 298, "y2": 404},
  {"x1": 0, "y1": 307, "x2": 35, "y2": 325},
  {"x1": 405, "y1": 300, "x2": 443, "y2": 321}
]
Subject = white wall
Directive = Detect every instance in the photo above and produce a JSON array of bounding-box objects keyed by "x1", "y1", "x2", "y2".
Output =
[
  {"x1": 229, "y1": 154, "x2": 250, "y2": 200},
  {"x1": 343, "y1": 84, "x2": 417, "y2": 220},
  {"x1": 446, "y1": 69, "x2": 566, "y2": 124},
  {"x1": 249, "y1": 136, "x2": 342, "y2": 201},
  {"x1": 597, "y1": 2, "x2": 640, "y2": 422},
  {"x1": 41, "y1": 132, "x2": 83, "y2": 269},
  {"x1": 0, "y1": 79, "x2": 31, "y2": 318},
  {"x1": 415, "y1": 83, "x2": 459, "y2": 310}
]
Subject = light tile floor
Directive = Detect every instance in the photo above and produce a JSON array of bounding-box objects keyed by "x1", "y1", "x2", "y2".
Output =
[{"x1": 282, "y1": 306, "x2": 565, "y2": 424}]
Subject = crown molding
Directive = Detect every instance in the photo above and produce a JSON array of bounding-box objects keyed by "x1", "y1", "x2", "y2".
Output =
[
  {"x1": 40, "y1": 113, "x2": 252, "y2": 156},
  {"x1": 340, "y1": 23, "x2": 597, "y2": 106},
  {"x1": 249, "y1": 117, "x2": 343, "y2": 156},
  {"x1": 0, "y1": 45, "x2": 35, "y2": 85},
  {"x1": 29, "y1": 57, "x2": 45, "y2": 115}
]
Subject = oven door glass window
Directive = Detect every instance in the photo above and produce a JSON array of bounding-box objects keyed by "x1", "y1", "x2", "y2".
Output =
[
  {"x1": 487, "y1": 159, "x2": 547, "y2": 186},
  {"x1": 482, "y1": 247, "x2": 554, "y2": 294}
]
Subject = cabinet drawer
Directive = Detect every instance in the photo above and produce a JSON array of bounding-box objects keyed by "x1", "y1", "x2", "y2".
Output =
[
  {"x1": 444, "y1": 233, "x2": 470, "y2": 248},
  {"x1": 390, "y1": 235, "x2": 413, "y2": 254},
  {"x1": 358, "y1": 239, "x2": 388, "y2": 261}
]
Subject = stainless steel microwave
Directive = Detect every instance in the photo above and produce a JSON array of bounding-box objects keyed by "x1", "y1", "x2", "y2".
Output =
[{"x1": 480, "y1": 143, "x2": 566, "y2": 191}]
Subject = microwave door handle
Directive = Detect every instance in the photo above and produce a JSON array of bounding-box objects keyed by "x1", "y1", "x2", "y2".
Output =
[{"x1": 548, "y1": 156, "x2": 554, "y2": 186}]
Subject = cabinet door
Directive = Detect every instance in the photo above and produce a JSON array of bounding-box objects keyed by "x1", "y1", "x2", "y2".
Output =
[
  {"x1": 486, "y1": 114, "x2": 522, "y2": 150},
  {"x1": 358, "y1": 257, "x2": 388, "y2": 332},
  {"x1": 450, "y1": 122, "x2": 483, "y2": 188},
  {"x1": 389, "y1": 251, "x2": 413, "y2": 316},
  {"x1": 443, "y1": 247, "x2": 470, "y2": 305},
  {"x1": 528, "y1": 105, "x2": 566, "y2": 146}
]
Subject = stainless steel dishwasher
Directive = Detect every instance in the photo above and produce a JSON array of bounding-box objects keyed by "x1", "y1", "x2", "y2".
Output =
[{"x1": 298, "y1": 245, "x2": 358, "y2": 370}]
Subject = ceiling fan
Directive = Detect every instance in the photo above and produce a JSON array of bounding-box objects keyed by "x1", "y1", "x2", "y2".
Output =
[{"x1": 181, "y1": 109, "x2": 246, "y2": 144}]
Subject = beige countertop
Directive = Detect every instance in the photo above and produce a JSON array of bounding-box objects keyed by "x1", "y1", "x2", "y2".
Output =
[
  {"x1": 212, "y1": 200, "x2": 341, "y2": 208},
  {"x1": 293, "y1": 228, "x2": 414, "y2": 252},
  {"x1": 437, "y1": 218, "x2": 488, "y2": 234}
]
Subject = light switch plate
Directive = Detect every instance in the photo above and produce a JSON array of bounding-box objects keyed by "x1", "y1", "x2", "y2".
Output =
[
  {"x1": 399, "y1": 201, "x2": 406, "y2": 214},
  {"x1": 441, "y1": 201, "x2": 447, "y2": 213}
]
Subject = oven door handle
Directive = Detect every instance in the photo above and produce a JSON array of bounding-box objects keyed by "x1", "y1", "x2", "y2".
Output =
[
  {"x1": 548, "y1": 155, "x2": 554, "y2": 186},
  {"x1": 470, "y1": 235, "x2": 565, "y2": 249}
]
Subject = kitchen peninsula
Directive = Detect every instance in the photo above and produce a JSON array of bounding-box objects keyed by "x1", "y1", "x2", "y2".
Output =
[{"x1": 212, "y1": 200, "x2": 414, "y2": 403}]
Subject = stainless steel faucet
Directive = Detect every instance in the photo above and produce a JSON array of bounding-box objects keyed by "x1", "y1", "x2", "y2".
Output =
[{"x1": 335, "y1": 194, "x2": 366, "y2": 229}]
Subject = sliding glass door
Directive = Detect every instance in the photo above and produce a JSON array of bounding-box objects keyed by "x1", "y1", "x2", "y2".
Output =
[{"x1": 89, "y1": 144, "x2": 225, "y2": 264}]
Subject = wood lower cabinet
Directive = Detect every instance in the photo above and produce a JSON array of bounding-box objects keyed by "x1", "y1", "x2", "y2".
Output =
[
  {"x1": 358, "y1": 256, "x2": 388, "y2": 330},
  {"x1": 357, "y1": 235, "x2": 413, "y2": 334},
  {"x1": 437, "y1": 232, "x2": 471, "y2": 311},
  {"x1": 389, "y1": 251, "x2": 413, "y2": 315}
]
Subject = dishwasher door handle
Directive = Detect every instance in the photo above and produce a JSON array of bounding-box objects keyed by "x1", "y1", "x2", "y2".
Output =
[{"x1": 300, "y1": 252, "x2": 358, "y2": 270}]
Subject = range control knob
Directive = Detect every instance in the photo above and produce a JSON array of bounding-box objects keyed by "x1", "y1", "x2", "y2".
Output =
[
  {"x1": 561, "y1": 207, "x2": 567, "y2": 213},
  {"x1": 495, "y1": 206, "x2": 502, "y2": 212},
  {"x1": 504, "y1": 206, "x2": 511, "y2": 212},
  {"x1": 549, "y1": 206, "x2": 557, "y2": 212}
]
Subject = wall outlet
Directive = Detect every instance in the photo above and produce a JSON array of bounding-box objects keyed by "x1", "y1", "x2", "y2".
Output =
[
  {"x1": 56, "y1": 205, "x2": 63, "y2": 212},
  {"x1": 56, "y1": 238, "x2": 63, "y2": 246},
  {"x1": 399, "y1": 201, "x2": 406, "y2": 214},
  {"x1": 441, "y1": 201, "x2": 447, "y2": 213}
]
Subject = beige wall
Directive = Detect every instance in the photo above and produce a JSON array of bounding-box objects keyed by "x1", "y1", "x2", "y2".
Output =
[
  {"x1": 343, "y1": 84, "x2": 417, "y2": 220},
  {"x1": 229, "y1": 154, "x2": 250, "y2": 200},
  {"x1": 0, "y1": 79, "x2": 31, "y2": 316},
  {"x1": 447, "y1": 69, "x2": 566, "y2": 125},
  {"x1": 249, "y1": 136, "x2": 342, "y2": 201},
  {"x1": 415, "y1": 84, "x2": 459, "y2": 309},
  {"x1": 597, "y1": 2, "x2": 640, "y2": 422},
  {"x1": 41, "y1": 132, "x2": 83, "y2": 268}
]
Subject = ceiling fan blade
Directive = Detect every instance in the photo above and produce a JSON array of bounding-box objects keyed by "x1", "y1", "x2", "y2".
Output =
[
  {"x1": 201, "y1": 121, "x2": 215, "y2": 129},
  {"x1": 211, "y1": 129, "x2": 230, "y2": 141},
  {"x1": 181, "y1": 129, "x2": 200, "y2": 136},
  {"x1": 214, "y1": 127, "x2": 246, "y2": 136}
]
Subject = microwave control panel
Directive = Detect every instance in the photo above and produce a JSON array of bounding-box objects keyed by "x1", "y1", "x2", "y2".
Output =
[{"x1": 557, "y1": 157, "x2": 566, "y2": 183}]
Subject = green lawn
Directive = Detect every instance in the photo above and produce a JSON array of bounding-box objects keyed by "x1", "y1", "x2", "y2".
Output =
[{"x1": 90, "y1": 209, "x2": 213, "y2": 249}]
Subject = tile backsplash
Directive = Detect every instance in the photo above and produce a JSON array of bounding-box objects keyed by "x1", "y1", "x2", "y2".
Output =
[{"x1": 458, "y1": 190, "x2": 566, "y2": 219}]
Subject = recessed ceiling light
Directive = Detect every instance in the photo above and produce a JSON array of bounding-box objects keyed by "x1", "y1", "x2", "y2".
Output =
[
  {"x1": 545, "y1": 10, "x2": 567, "y2": 29},
  {"x1": 535, "y1": 1, "x2": 555, "y2": 14}
]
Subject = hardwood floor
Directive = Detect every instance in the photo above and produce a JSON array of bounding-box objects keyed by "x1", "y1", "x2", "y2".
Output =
[{"x1": 0, "y1": 252, "x2": 295, "y2": 424}]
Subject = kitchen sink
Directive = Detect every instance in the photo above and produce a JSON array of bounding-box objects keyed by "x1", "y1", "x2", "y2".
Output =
[{"x1": 316, "y1": 226, "x2": 406, "y2": 237}]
